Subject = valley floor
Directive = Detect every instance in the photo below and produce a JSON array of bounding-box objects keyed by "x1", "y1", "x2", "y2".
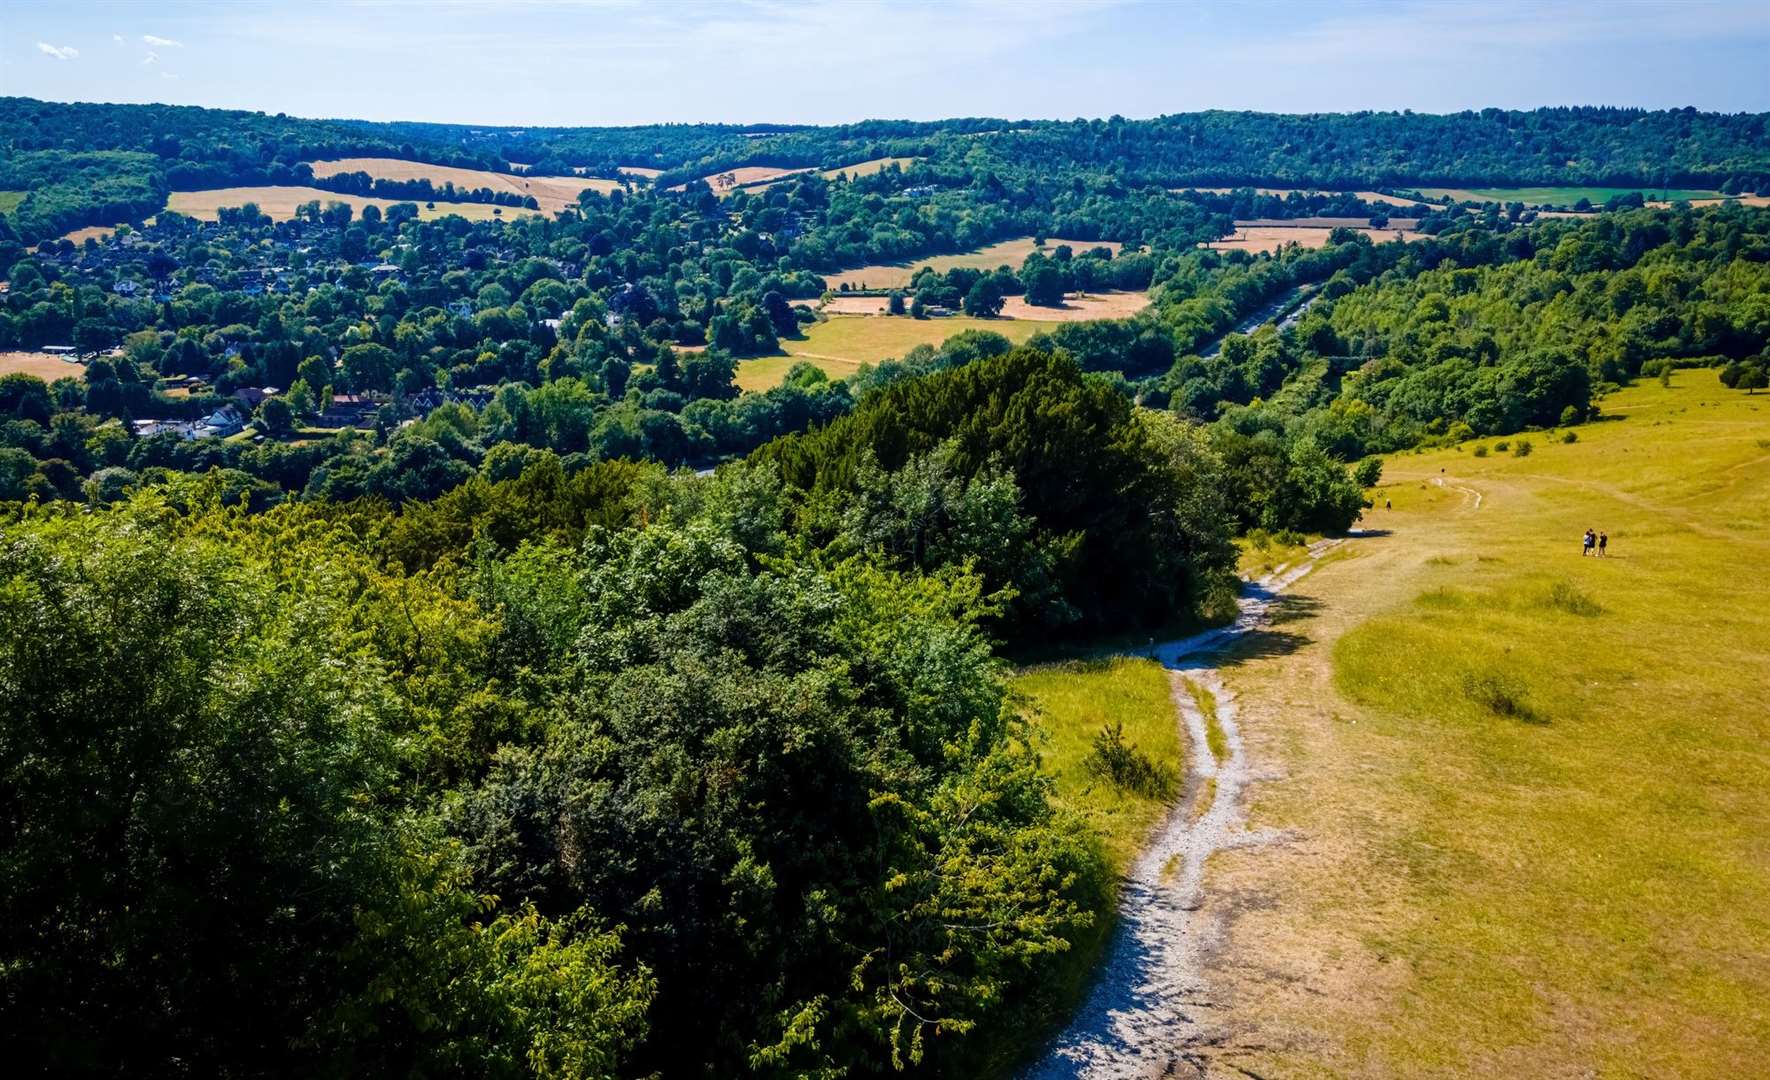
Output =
[{"x1": 1033, "y1": 372, "x2": 1770, "y2": 1077}]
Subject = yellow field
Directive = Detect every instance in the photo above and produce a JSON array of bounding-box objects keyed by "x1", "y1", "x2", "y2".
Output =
[
  {"x1": 166, "y1": 186, "x2": 541, "y2": 223},
  {"x1": 615, "y1": 165, "x2": 663, "y2": 179},
  {"x1": 819, "y1": 156, "x2": 919, "y2": 180},
  {"x1": 820, "y1": 290, "x2": 1148, "y2": 321},
  {"x1": 310, "y1": 157, "x2": 616, "y2": 214},
  {"x1": 0, "y1": 351, "x2": 85, "y2": 381},
  {"x1": 735, "y1": 315, "x2": 1048, "y2": 391},
  {"x1": 1203, "y1": 224, "x2": 1420, "y2": 253},
  {"x1": 1149, "y1": 372, "x2": 1770, "y2": 1076},
  {"x1": 61, "y1": 225, "x2": 125, "y2": 245},
  {"x1": 821, "y1": 236, "x2": 1125, "y2": 292}
]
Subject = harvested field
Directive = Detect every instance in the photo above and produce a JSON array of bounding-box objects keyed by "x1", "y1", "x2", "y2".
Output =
[
  {"x1": 62, "y1": 224, "x2": 128, "y2": 245},
  {"x1": 821, "y1": 290, "x2": 1148, "y2": 321},
  {"x1": 1204, "y1": 224, "x2": 1420, "y2": 254},
  {"x1": 734, "y1": 314, "x2": 1052, "y2": 390},
  {"x1": 616, "y1": 165, "x2": 663, "y2": 179},
  {"x1": 820, "y1": 156, "x2": 918, "y2": 180},
  {"x1": 1179, "y1": 186, "x2": 1428, "y2": 208},
  {"x1": 997, "y1": 290, "x2": 1150, "y2": 321},
  {"x1": 0, "y1": 351, "x2": 85, "y2": 382},
  {"x1": 1684, "y1": 195, "x2": 1770, "y2": 209},
  {"x1": 821, "y1": 295, "x2": 892, "y2": 315},
  {"x1": 310, "y1": 157, "x2": 616, "y2": 213},
  {"x1": 822, "y1": 236, "x2": 1123, "y2": 292},
  {"x1": 167, "y1": 186, "x2": 540, "y2": 223},
  {"x1": 1235, "y1": 216, "x2": 1419, "y2": 229}
]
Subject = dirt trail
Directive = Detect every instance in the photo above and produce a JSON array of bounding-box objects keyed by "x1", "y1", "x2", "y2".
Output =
[{"x1": 1025, "y1": 536, "x2": 1353, "y2": 1079}]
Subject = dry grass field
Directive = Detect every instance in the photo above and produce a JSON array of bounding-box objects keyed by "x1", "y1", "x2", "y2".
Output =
[
  {"x1": 615, "y1": 165, "x2": 663, "y2": 179},
  {"x1": 166, "y1": 186, "x2": 541, "y2": 223},
  {"x1": 1204, "y1": 224, "x2": 1420, "y2": 254},
  {"x1": 0, "y1": 351, "x2": 85, "y2": 381},
  {"x1": 997, "y1": 290, "x2": 1150, "y2": 321},
  {"x1": 820, "y1": 290, "x2": 1148, "y2": 321},
  {"x1": 734, "y1": 315, "x2": 1050, "y2": 390},
  {"x1": 1180, "y1": 187, "x2": 1427, "y2": 208},
  {"x1": 1135, "y1": 373, "x2": 1770, "y2": 1077},
  {"x1": 310, "y1": 157, "x2": 616, "y2": 214},
  {"x1": 821, "y1": 236, "x2": 1124, "y2": 292},
  {"x1": 819, "y1": 156, "x2": 919, "y2": 180},
  {"x1": 61, "y1": 224, "x2": 126, "y2": 245}
]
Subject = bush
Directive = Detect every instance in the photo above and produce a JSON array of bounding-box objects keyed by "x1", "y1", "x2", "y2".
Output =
[
  {"x1": 1461, "y1": 670, "x2": 1537, "y2": 721},
  {"x1": 1084, "y1": 722, "x2": 1173, "y2": 797},
  {"x1": 1494, "y1": 440, "x2": 1510, "y2": 452},
  {"x1": 1513, "y1": 438, "x2": 1533, "y2": 457},
  {"x1": 1353, "y1": 457, "x2": 1383, "y2": 488},
  {"x1": 1561, "y1": 431, "x2": 1578, "y2": 443},
  {"x1": 1542, "y1": 579, "x2": 1601, "y2": 616},
  {"x1": 1473, "y1": 445, "x2": 1489, "y2": 458}
]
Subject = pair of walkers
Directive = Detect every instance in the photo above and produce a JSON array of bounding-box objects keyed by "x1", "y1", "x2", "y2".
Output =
[{"x1": 1581, "y1": 528, "x2": 1608, "y2": 557}]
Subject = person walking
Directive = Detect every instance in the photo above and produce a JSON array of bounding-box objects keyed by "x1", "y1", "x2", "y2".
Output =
[
  {"x1": 1598, "y1": 531, "x2": 1608, "y2": 557},
  {"x1": 1582, "y1": 528, "x2": 1595, "y2": 556}
]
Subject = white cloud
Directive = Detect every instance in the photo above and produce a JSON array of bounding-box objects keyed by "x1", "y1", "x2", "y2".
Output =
[
  {"x1": 143, "y1": 52, "x2": 160, "y2": 65},
  {"x1": 143, "y1": 34, "x2": 183, "y2": 47},
  {"x1": 113, "y1": 33, "x2": 125, "y2": 44},
  {"x1": 37, "y1": 42, "x2": 79, "y2": 61}
]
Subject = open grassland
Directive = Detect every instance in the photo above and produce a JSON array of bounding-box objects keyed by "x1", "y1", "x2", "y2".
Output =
[
  {"x1": 822, "y1": 236, "x2": 1123, "y2": 292},
  {"x1": 1178, "y1": 187, "x2": 1427, "y2": 208},
  {"x1": 1415, "y1": 185, "x2": 1723, "y2": 206},
  {"x1": 310, "y1": 157, "x2": 616, "y2": 213},
  {"x1": 1204, "y1": 224, "x2": 1420, "y2": 254},
  {"x1": 1175, "y1": 373, "x2": 1770, "y2": 1077},
  {"x1": 735, "y1": 315, "x2": 1048, "y2": 390},
  {"x1": 166, "y1": 186, "x2": 540, "y2": 223},
  {"x1": 0, "y1": 351, "x2": 85, "y2": 381}
]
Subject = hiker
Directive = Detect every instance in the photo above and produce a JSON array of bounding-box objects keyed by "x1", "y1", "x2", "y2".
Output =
[
  {"x1": 1598, "y1": 532, "x2": 1608, "y2": 557},
  {"x1": 1385, "y1": 498, "x2": 1392, "y2": 510},
  {"x1": 1582, "y1": 528, "x2": 1595, "y2": 556}
]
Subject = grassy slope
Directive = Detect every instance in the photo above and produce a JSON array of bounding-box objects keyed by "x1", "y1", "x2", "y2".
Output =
[
  {"x1": 1197, "y1": 371, "x2": 1770, "y2": 1077},
  {"x1": 0, "y1": 190, "x2": 25, "y2": 215}
]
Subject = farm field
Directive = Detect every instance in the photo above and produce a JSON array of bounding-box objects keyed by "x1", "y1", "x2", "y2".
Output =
[
  {"x1": 735, "y1": 314, "x2": 1047, "y2": 390},
  {"x1": 615, "y1": 165, "x2": 663, "y2": 179},
  {"x1": 1415, "y1": 185, "x2": 1723, "y2": 206},
  {"x1": 819, "y1": 156, "x2": 918, "y2": 179},
  {"x1": 1179, "y1": 187, "x2": 1429, "y2": 208},
  {"x1": 309, "y1": 157, "x2": 617, "y2": 213},
  {"x1": 61, "y1": 224, "x2": 127, "y2": 244},
  {"x1": 1204, "y1": 224, "x2": 1420, "y2": 253},
  {"x1": 0, "y1": 351, "x2": 85, "y2": 381},
  {"x1": 821, "y1": 235, "x2": 1124, "y2": 292},
  {"x1": 1154, "y1": 373, "x2": 1770, "y2": 1076},
  {"x1": 166, "y1": 186, "x2": 541, "y2": 223},
  {"x1": 820, "y1": 290, "x2": 1149, "y2": 321}
]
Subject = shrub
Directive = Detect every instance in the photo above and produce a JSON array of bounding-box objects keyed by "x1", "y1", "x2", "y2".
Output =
[
  {"x1": 1514, "y1": 438, "x2": 1533, "y2": 457},
  {"x1": 1561, "y1": 431, "x2": 1578, "y2": 444},
  {"x1": 1542, "y1": 579, "x2": 1601, "y2": 616},
  {"x1": 1085, "y1": 721, "x2": 1173, "y2": 797},
  {"x1": 1353, "y1": 457, "x2": 1383, "y2": 488},
  {"x1": 1461, "y1": 670, "x2": 1537, "y2": 721},
  {"x1": 1559, "y1": 405, "x2": 1583, "y2": 427},
  {"x1": 1494, "y1": 440, "x2": 1510, "y2": 452},
  {"x1": 1473, "y1": 445, "x2": 1489, "y2": 458}
]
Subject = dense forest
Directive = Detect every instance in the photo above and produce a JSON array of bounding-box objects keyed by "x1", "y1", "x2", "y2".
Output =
[{"x1": 5, "y1": 91, "x2": 1770, "y2": 1076}]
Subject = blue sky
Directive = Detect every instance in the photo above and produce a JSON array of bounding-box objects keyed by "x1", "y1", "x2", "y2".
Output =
[{"x1": 6, "y1": 0, "x2": 1770, "y2": 126}]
